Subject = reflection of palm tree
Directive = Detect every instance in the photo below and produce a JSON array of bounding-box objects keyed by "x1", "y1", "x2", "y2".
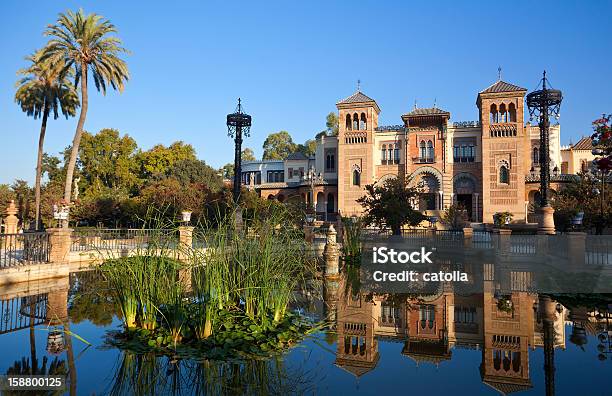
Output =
[{"x1": 64, "y1": 322, "x2": 77, "y2": 396}]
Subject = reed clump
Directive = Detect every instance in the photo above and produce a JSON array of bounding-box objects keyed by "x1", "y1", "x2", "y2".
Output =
[{"x1": 102, "y1": 204, "x2": 319, "y2": 360}]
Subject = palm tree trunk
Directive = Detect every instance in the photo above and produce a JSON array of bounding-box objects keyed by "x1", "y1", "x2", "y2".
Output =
[
  {"x1": 62, "y1": 63, "x2": 88, "y2": 228},
  {"x1": 34, "y1": 105, "x2": 50, "y2": 231}
]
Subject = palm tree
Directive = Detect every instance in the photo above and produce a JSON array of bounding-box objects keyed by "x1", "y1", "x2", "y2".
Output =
[
  {"x1": 15, "y1": 50, "x2": 79, "y2": 230},
  {"x1": 42, "y1": 9, "x2": 129, "y2": 226}
]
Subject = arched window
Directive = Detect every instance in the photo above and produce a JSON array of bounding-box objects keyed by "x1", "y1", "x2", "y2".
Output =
[
  {"x1": 490, "y1": 104, "x2": 498, "y2": 123},
  {"x1": 327, "y1": 193, "x2": 334, "y2": 213},
  {"x1": 360, "y1": 113, "x2": 367, "y2": 130},
  {"x1": 499, "y1": 165, "x2": 510, "y2": 184},
  {"x1": 532, "y1": 147, "x2": 539, "y2": 165},
  {"x1": 426, "y1": 140, "x2": 434, "y2": 161},
  {"x1": 381, "y1": 144, "x2": 387, "y2": 164},
  {"x1": 353, "y1": 113, "x2": 359, "y2": 130},
  {"x1": 394, "y1": 143, "x2": 400, "y2": 164},
  {"x1": 345, "y1": 114, "x2": 352, "y2": 130},
  {"x1": 508, "y1": 103, "x2": 517, "y2": 122},
  {"x1": 352, "y1": 166, "x2": 361, "y2": 186},
  {"x1": 499, "y1": 103, "x2": 507, "y2": 122},
  {"x1": 420, "y1": 140, "x2": 426, "y2": 160}
]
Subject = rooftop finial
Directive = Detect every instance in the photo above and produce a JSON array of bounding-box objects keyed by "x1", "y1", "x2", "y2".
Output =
[
  {"x1": 414, "y1": 99, "x2": 417, "y2": 110},
  {"x1": 433, "y1": 98, "x2": 437, "y2": 108},
  {"x1": 498, "y1": 66, "x2": 502, "y2": 81},
  {"x1": 357, "y1": 79, "x2": 361, "y2": 92}
]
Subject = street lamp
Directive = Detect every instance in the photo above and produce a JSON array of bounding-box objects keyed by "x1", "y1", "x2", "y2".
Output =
[
  {"x1": 227, "y1": 98, "x2": 252, "y2": 204},
  {"x1": 303, "y1": 167, "x2": 323, "y2": 220},
  {"x1": 527, "y1": 71, "x2": 563, "y2": 234}
]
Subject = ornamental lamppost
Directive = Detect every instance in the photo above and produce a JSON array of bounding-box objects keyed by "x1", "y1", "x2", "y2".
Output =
[
  {"x1": 227, "y1": 98, "x2": 252, "y2": 204},
  {"x1": 303, "y1": 167, "x2": 323, "y2": 221},
  {"x1": 526, "y1": 71, "x2": 562, "y2": 235}
]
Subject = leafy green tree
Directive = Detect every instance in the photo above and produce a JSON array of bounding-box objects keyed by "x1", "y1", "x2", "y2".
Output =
[
  {"x1": 78, "y1": 129, "x2": 140, "y2": 196},
  {"x1": 441, "y1": 203, "x2": 468, "y2": 230},
  {"x1": 357, "y1": 176, "x2": 425, "y2": 235},
  {"x1": 41, "y1": 153, "x2": 64, "y2": 183},
  {"x1": 296, "y1": 139, "x2": 316, "y2": 157},
  {"x1": 137, "y1": 141, "x2": 196, "y2": 178},
  {"x1": 220, "y1": 163, "x2": 234, "y2": 179},
  {"x1": 42, "y1": 9, "x2": 129, "y2": 218},
  {"x1": 166, "y1": 159, "x2": 223, "y2": 191},
  {"x1": 0, "y1": 185, "x2": 16, "y2": 217},
  {"x1": 241, "y1": 148, "x2": 256, "y2": 161},
  {"x1": 262, "y1": 131, "x2": 296, "y2": 160},
  {"x1": 11, "y1": 180, "x2": 34, "y2": 226},
  {"x1": 14, "y1": 49, "x2": 79, "y2": 229},
  {"x1": 553, "y1": 172, "x2": 612, "y2": 233},
  {"x1": 326, "y1": 112, "x2": 339, "y2": 136}
]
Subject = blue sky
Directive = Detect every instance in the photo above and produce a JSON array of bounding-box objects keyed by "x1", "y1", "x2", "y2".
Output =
[{"x1": 1, "y1": 0, "x2": 611, "y2": 184}]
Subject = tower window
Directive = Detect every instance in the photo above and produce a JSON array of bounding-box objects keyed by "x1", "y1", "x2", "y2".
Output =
[
  {"x1": 426, "y1": 140, "x2": 434, "y2": 161},
  {"x1": 490, "y1": 104, "x2": 498, "y2": 124},
  {"x1": 345, "y1": 114, "x2": 352, "y2": 131},
  {"x1": 499, "y1": 103, "x2": 508, "y2": 123},
  {"x1": 381, "y1": 144, "x2": 387, "y2": 164},
  {"x1": 325, "y1": 149, "x2": 336, "y2": 172},
  {"x1": 499, "y1": 165, "x2": 510, "y2": 184},
  {"x1": 394, "y1": 143, "x2": 400, "y2": 164},
  {"x1": 353, "y1": 113, "x2": 359, "y2": 130},
  {"x1": 532, "y1": 147, "x2": 539, "y2": 165},
  {"x1": 360, "y1": 113, "x2": 367, "y2": 130},
  {"x1": 419, "y1": 140, "x2": 426, "y2": 160},
  {"x1": 352, "y1": 166, "x2": 361, "y2": 186},
  {"x1": 509, "y1": 103, "x2": 517, "y2": 122}
]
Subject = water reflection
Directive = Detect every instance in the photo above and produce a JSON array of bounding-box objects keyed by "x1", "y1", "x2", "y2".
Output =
[
  {"x1": 0, "y1": 270, "x2": 610, "y2": 395},
  {"x1": 325, "y1": 264, "x2": 611, "y2": 395}
]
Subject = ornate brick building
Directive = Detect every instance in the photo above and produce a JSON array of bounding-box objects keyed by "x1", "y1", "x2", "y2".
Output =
[{"x1": 246, "y1": 78, "x2": 569, "y2": 224}]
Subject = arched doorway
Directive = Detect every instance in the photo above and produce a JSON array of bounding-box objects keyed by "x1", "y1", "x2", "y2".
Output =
[
  {"x1": 453, "y1": 174, "x2": 477, "y2": 220},
  {"x1": 326, "y1": 193, "x2": 335, "y2": 220},
  {"x1": 316, "y1": 192, "x2": 325, "y2": 220},
  {"x1": 418, "y1": 174, "x2": 440, "y2": 211}
]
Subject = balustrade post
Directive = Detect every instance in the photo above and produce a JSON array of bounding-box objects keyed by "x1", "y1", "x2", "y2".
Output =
[
  {"x1": 47, "y1": 228, "x2": 73, "y2": 264},
  {"x1": 567, "y1": 232, "x2": 586, "y2": 268},
  {"x1": 463, "y1": 227, "x2": 473, "y2": 248},
  {"x1": 178, "y1": 226, "x2": 194, "y2": 258},
  {"x1": 4, "y1": 200, "x2": 18, "y2": 234},
  {"x1": 493, "y1": 228, "x2": 512, "y2": 254},
  {"x1": 323, "y1": 225, "x2": 339, "y2": 277}
]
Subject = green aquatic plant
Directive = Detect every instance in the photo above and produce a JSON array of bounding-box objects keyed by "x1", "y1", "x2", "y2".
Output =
[
  {"x1": 102, "y1": 203, "x2": 319, "y2": 359},
  {"x1": 341, "y1": 216, "x2": 362, "y2": 265}
]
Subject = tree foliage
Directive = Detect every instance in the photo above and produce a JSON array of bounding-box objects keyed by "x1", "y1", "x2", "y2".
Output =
[
  {"x1": 137, "y1": 142, "x2": 196, "y2": 178},
  {"x1": 78, "y1": 129, "x2": 140, "y2": 195},
  {"x1": 357, "y1": 176, "x2": 426, "y2": 235},
  {"x1": 241, "y1": 148, "x2": 256, "y2": 161},
  {"x1": 326, "y1": 112, "x2": 339, "y2": 136},
  {"x1": 42, "y1": 8, "x2": 130, "y2": 206},
  {"x1": 262, "y1": 131, "x2": 296, "y2": 160}
]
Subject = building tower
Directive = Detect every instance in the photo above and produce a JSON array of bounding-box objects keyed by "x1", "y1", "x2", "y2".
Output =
[
  {"x1": 336, "y1": 89, "x2": 380, "y2": 216},
  {"x1": 477, "y1": 81, "x2": 528, "y2": 223}
]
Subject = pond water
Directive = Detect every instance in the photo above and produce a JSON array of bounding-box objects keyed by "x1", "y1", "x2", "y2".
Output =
[{"x1": 0, "y1": 270, "x2": 611, "y2": 395}]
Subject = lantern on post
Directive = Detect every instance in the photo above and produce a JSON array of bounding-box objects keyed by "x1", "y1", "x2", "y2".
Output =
[{"x1": 526, "y1": 71, "x2": 562, "y2": 234}]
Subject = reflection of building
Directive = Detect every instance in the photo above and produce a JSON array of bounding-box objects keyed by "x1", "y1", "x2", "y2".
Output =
[
  {"x1": 243, "y1": 77, "x2": 592, "y2": 224},
  {"x1": 330, "y1": 273, "x2": 567, "y2": 394}
]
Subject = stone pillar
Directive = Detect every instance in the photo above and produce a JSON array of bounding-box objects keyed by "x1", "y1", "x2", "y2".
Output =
[
  {"x1": 46, "y1": 288, "x2": 69, "y2": 326},
  {"x1": 567, "y1": 232, "x2": 587, "y2": 268},
  {"x1": 234, "y1": 207, "x2": 244, "y2": 234},
  {"x1": 47, "y1": 228, "x2": 73, "y2": 264},
  {"x1": 463, "y1": 227, "x2": 473, "y2": 248},
  {"x1": 474, "y1": 193, "x2": 480, "y2": 222},
  {"x1": 304, "y1": 224, "x2": 314, "y2": 243},
  {"x1": 537, "y1": 206, "x2": 555, "y2": 235},
  {"x1": 178, "y1": 226, "x2": 194, "y2": 251},
  {"x1": 493, "y1": 228, "x2": 512, "y2": 253},
  {"x1": 4, "y1": 200, "x2": 18, "y2": 234},
  {"x1": 323, "y1": 225, "x2": 339, "y2": 277},
  {"x1": 438, "y1": 191, "x2": 444, "y2": 210}
]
